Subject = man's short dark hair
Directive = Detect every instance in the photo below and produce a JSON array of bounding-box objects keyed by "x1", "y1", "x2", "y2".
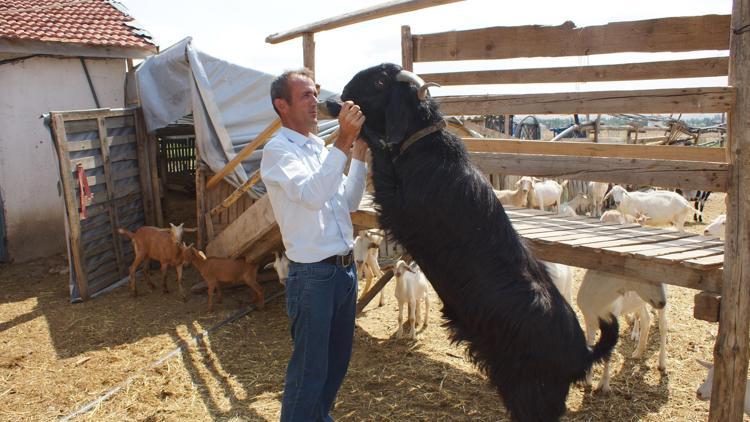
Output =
[{"x1": 270, "y1": 68, "x2": 314, "y2": 115}]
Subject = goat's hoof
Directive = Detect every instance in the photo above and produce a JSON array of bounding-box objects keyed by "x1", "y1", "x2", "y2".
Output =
[
  {"x1": 631, "y1": 351, "x2": 643, "y2": 359},
  {"x1": 395, "y1": 330, "x2": 403, "y2": 339},
  {"x1": 596, "y1": 385, "x2": 612, "y2": 394},
  {"x1": 658, "y1": 364, "x2": 667, "y2": 372}
]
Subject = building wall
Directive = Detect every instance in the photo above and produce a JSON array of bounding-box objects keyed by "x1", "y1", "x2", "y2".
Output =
[{"x1": 0, "y1": 56, "x2": 126, "y2": 262}]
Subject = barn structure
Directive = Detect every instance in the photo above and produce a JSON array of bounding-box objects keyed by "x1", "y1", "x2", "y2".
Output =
[{"x1": 0, "y1": 0, "x2": 157, "y2": 262}]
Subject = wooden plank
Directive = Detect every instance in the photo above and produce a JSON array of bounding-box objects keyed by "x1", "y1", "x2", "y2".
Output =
[
  {"x1": 196, "y1": 164, "x2": 206, "y2": 249},
  {"x1": 241, "y1": 227, "x2": 283, "y2": 265},
  {"x1": 655, "y1": 247, "x2": 724, "y2": 262},
  {"x1": 86, "y1": 260, "x2": 118, "y2": 282},
  {"x1": 51, "y1": 107, "x2": 137, "y2": 122},
  {"x1": 695, "y1": 292, "x2": 722, "y2": 323},
  {"x1": 96, "y1": 117, "x2": 125, "y2": 275},
  {"x1": 413, "y1": 15, "x2": 730, "y2": 62},
  {"x1": 84, "y1": 241, "x2": 114, "y2": 260},
  {"x1": 463, "y1": 139, "x2": 727, "y2": 163},
  {"x1": 206, "y1": 119, "x2": 281, "y2": 190},
  {"x1": 710, "y1": 2, "x2": 750, "y2": 419},
  {"x1": 206, "y1": 194, "x2": 276, "y2": 259},
  {"x1": 67, "y1": 134, "x2": 136, "y2": 152},
  {"x1": 76, "y1": 167, "x2": 140, "y2": 188},
  {"x1": 421, "y1": 57, "x2": 729, "y2": 86},
  {"x1": 685, "y1": 254, "x2": 727, "y2": 269},
  {"x1": 50, "y1": 114, "x2": 89, "y2": 300},
  {"x1": 64, "y1": 116, "x2": 134, "y2": 135},
  {"x1": 582, "y1": 230, "x2": 696, "y2": 249},
  {"x1": 303, "y1": 33, "x2": 315, "y2": 75},
  {"x1": 401, "y1": 25, "x2": 413, "y2": 71},
  {"x1": 70, "y1": 149, "x2": 138, "y2": 170},
  {"x1": 436, "y1": 87, "x2": 734, "y2": 116},
  {"x1": 148, "y1": 134, "x2": 163, "y2": 226},
  {"x1": 608, "y1": 235, "x2": 723, "y2": 254},
  {"x1": 470, "y1": 153, "x2": 728, "y2": 191},
  {"x1": 265, "y1": 0, "x2": 464, "y2": 43},
  {"x1": 134, "y1": 109, "x2": 156, "y2": 226}
]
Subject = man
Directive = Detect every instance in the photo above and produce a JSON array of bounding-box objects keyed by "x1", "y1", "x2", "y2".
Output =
[{"x1": 260, "y1": 68, "x2": 368, "y2": 422}]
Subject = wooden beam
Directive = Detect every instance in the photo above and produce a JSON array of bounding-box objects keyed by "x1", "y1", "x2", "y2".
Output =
[
  {"x1": 469, "y1": 152, "x2": 728, "y2": 191},
  {"x1": 303, "y1": 33, "x2": 315, "y2": 76},
  {"x1": 420, "y1": 57, "x2": 729, "y2": 86},
  {"x1": 210, "y1": 172, "x2": 261, "y2": 217},
  {"x1": 413, "y1": 15, "x2": 730, "y2": 62},
  {"x1": 265, "y1": 0, "x2": 464, "y2": 44},
  {"x1": 709, "y1": 0, "x2": 750, "y2": 420},
  {"x1": 148, "y1": 133, "x2": 163, "y2": 226},
  {"x1": 206, "y1": 119, "x2": 281, "y2": 190},
  {"x1": 50, "y1": 114, "x2": 89, "y2": 300},
  {"x1": 463, "y1": 139, "x2": 728, "y2": 162},
  {"x1": 695, "y1": 292, "x2": 721, "y2": 322},
  {"x1": 401, "y1": 25, "x2": 414, "y2": 71},
  {"x1": 436, "y1": 87, "x2": 734, "y2": 115},
  {"x1": 356, "y1": 270, "x2": 394, "y2": 315}
]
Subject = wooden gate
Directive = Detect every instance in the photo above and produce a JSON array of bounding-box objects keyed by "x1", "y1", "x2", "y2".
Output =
[{"x1": 50, "y1": 107, "x2": 160, "y2": 301}]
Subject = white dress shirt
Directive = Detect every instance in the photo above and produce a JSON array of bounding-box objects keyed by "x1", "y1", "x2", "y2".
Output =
[{"x1": 260, "y1": 126, "x2": 367, "y2": 263}]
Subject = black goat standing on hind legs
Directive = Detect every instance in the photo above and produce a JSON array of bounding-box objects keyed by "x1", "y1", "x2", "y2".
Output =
[{"x1": 322, "y1": 63, "x2": 619, "y2": 421}]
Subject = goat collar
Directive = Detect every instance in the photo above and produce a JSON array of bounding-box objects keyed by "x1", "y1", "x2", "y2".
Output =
[{"x1": 397, "y1": 119, "x2": 446, "y2": 156}]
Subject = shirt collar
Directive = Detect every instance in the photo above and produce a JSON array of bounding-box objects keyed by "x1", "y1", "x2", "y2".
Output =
[{"x1": 280, "y1": 127, "x2": 325, "y2": 150}]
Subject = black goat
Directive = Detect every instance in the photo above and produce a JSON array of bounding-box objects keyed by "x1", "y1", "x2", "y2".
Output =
[{"x1": 325, "y1": 63, "x2": 618, "y2": 421}]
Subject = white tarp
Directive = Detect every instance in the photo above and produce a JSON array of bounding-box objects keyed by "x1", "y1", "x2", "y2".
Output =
[{"x1": 136, "y1": 37, "x2": 337, "y2": 196}]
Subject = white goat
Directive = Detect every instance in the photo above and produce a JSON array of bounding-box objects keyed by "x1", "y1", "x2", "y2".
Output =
[
  {"x1": 600, "y1": 209, "x2": 649, "y2": 225},
  {"x1": 354, "y1": 230, "x2": 386, "y2": 306},
  {"x1": 528, "y1": 178, "x2": 564, "y2": 212},
  {"x1": 588, "y1": 181, "x2": 610, "y2": 217},
  {"x1": 495, "y1": 176, "x2": 533, "y2": 207},
  {"x1": 542, "y1": 261, "x2": 573, "y2": 304},
  {"x1": 558, "y1": 192, "x2": 589, "y2": 217},
  {"x1": 704, "y1": 214, "x2": 726, "y2": 239},
  {"x1": 272, "y1": 251, "x2": 290, "y2": 286},
  {"x1": 604, "y1": 185, "x2": 698, "y2": 231},
  {"x1": 696, "y1": 359, "x2": 750, "y2": 415},
  {"x1": 393, "y1": 260, "x2": 431, "y2": 339},
  {"x1": 577, "y1": 270, "x2": 668, "y2": 393}
]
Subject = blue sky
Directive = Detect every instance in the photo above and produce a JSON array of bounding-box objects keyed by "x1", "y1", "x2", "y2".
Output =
[{"x1": 121, "y1": 0, "x2": 732, "y2": 95}]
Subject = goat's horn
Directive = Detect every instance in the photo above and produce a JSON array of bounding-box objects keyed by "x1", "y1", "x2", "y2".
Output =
[
  {"x1": 396, "y1": 70, "x2": 425, "y2": 87},
  {"x1": 418, "y1": 82, "x2": 441, "y2": 101}
]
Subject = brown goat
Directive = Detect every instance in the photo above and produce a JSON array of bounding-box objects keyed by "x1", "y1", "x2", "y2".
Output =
[
  {"x1": 184, "y1": 247, "x2": 264, "y2": 312},
  {"x1": 117, "y1": 226, "x2": 190, "y2": 299}
]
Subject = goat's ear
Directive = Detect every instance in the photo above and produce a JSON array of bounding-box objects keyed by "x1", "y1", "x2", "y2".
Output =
[
  {"x1": 170, "y1": 222, "x2": 176, "y2": 229},
  {"x1": 198, "y1": 251, "x2": 207, "y2": 260},
  {"x1": 385, "y1": 83, "x2": 412, "y2": 145}
]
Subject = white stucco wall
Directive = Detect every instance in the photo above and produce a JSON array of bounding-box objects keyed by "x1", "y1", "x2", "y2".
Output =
[{"x1": 0, "y1": 56, "x2": 126, "y2": 262}]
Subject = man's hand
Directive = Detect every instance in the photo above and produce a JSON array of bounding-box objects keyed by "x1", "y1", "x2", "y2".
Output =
[
  {"x1": 351, "y1": 138, "x2": 368, "y2": 162},
  {"x1": 334, "y1": 101, "x2": 364, "y2": 154}
]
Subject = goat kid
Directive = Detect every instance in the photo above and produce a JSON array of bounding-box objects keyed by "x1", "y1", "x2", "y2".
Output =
[
  {"x1": 184, "y1": 247, "x2": 264, "y2": 312},
  {"x1": 118, "y1": 226, "x2": 190, "y2": 299},
  {"x1": 528, "y1": 178, "x2": 564, "y2": 212},
  {"x1": 354, "y1": 230, "x2": 386, "y2": 306},
  {"x1": 393, "y1": 260, "x2": 431, "y2": 339},
  {"x1": 272, "y1": 251, "x2": 290, "y2": 286},
  {"x1": 704, "y1": 214, "x2": 726, "y2": 239},
  {"x1": 577, "y1": 270, "x2": 668, "y2": 393},
  {"x1": 696, "y1": 359, "x2": 750, "y2": 415},
  {"x1": 323, "y1": 63, "x2": 619, "y2": 421}
]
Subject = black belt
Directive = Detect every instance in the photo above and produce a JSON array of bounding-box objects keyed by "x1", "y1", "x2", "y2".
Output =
[{"x1": 319, "y1": 250, "x2": 354, "y2": 267}]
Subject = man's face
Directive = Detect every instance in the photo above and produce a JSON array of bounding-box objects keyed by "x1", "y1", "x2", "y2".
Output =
[{"x1": 277, "y1": 74, "x2": 318, "y2": 134}]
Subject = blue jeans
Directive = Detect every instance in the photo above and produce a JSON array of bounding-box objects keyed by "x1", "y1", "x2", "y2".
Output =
[{"x1": 281, "y1": 260, "x2": 357, "y2": 422}]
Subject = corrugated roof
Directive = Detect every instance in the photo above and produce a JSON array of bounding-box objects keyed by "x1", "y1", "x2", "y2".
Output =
[{"x1": 0, "y1": 0, "x2": 157, "y2": 51}]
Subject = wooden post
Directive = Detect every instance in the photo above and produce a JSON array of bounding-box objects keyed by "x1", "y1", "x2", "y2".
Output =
[
  {"x1": 503, "y1": 114, "x2": 512, "y2": 136},
  {"x1": 303, "y1": 33, "x2": 315, "y2": 76},
  {"x1": 196, "y1": 163, "x2": 207, "y2": 250},
  {"x1": 709, "y1": 0, "x2": 750, "y2": 420},
  {"x1": 356, "y1": 270, "x2": 393, "y2": 315},
  {"x1": 401, "y1": 25, "x2": 413, "y2": 71},
  {"x1": 148, "y1": 133, "x2": 164, "y2": 226},
  {"x1": 133, "y1": 108, "x2": 156, "y2": 226},
  {"x1": 50, "y1": 114, "x2": 89, "y2": 300}
]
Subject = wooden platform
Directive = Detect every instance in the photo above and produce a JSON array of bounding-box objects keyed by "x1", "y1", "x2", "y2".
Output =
[{"x1": 351, "y1": 198, "x2": 724, "y2": 294}]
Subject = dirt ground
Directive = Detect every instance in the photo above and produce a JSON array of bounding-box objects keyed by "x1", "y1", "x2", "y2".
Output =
[{"x1": 0, "y1": 191, "x2": 742, "y2": 421}]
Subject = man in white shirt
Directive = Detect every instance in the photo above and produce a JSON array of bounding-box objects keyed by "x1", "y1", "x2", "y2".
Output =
[{"x1": 261, "y1": 69, "x2": 368, "y2": 422}]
